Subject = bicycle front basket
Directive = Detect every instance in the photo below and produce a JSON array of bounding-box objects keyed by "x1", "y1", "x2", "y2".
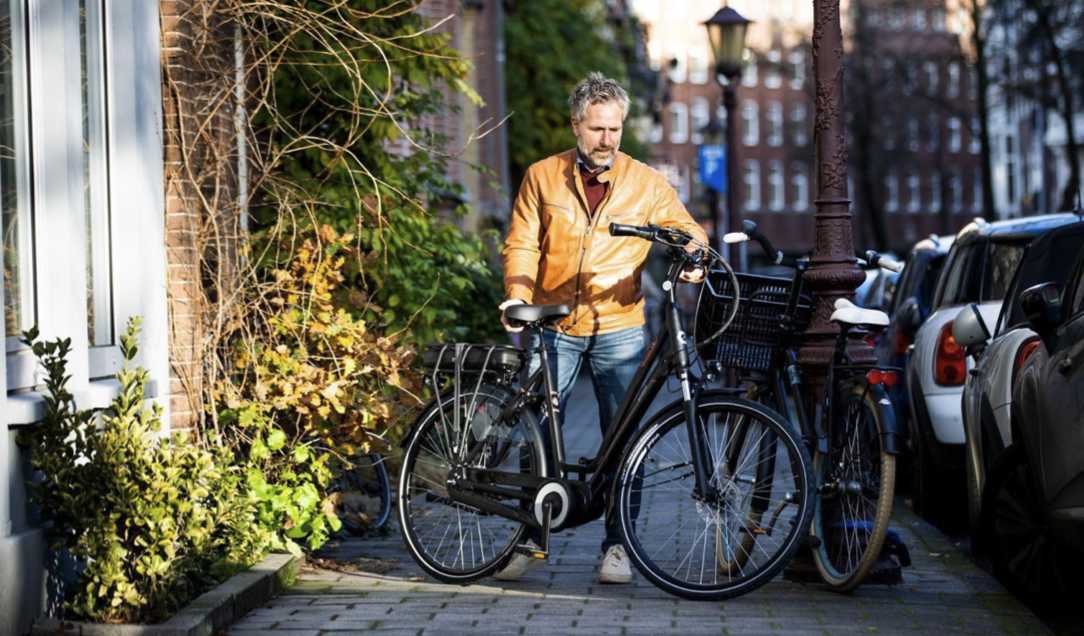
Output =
[{"x1": 695, "y1": 271, "x2": 812, "y2": 373}]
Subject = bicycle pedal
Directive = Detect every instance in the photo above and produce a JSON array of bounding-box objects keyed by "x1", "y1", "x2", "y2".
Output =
[{"x1": 514, "y1": 544, "x2": 549, "y2": 560}]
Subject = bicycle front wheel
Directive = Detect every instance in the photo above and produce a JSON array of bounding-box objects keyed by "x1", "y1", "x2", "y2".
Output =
[
  {"x1": 616, "y1": 394, "x2": 814, "y2": 601},
  {"x1": 811, "y1": 379, "x2": 897, "y2": 591},
  {"x1": 398, "y1": 383, "x2": 545, "y2": 583}
]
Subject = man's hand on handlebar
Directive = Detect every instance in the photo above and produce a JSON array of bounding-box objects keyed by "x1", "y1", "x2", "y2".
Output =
[{"x1": 499, "y1": 299, "x2": 525, "y2": 333}]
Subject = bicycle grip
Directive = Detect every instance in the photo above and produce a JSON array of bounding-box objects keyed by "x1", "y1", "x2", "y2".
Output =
[{"x1": 609, "y1": 223, "x2": 655, "y2": 240}]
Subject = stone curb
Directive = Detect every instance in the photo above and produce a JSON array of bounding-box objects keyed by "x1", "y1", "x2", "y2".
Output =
[{"x1": 29, "y1": 552, "x2": 299, "y2": 636}]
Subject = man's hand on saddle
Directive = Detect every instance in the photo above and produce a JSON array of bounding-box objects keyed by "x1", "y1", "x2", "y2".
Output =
[{"x1": 499, "y1": 299, "x2": 525, "y2": 333}]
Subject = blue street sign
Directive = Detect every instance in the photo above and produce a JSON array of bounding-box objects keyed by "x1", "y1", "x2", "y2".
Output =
[{"x1": 699, "y1": 144, "x2": 727, "y2": 194}]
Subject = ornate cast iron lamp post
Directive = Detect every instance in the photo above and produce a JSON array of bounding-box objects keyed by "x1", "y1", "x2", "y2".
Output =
[{"x1": 703, "y1": 5, "x2": 751, "y2": 263}]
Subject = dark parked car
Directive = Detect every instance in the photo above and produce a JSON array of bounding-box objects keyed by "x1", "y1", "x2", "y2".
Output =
[
  {"x1": 954, "y1": 221, "x2": 1084, "y2": 546},
  {"x1": 983, "y1": 241, "x2": 1084, "y2": 598}
]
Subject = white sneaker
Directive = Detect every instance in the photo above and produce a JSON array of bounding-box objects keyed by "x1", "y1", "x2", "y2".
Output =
[
  {"x1": 598, "y1": 545, "x2": 632, "y2": 584},
  {"x1": 493, "y1": 540, "x2": 547, "y2": 581}
]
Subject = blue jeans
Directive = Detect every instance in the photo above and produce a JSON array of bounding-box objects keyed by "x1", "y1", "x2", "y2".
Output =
[{"x1": 526, "y1": 326, "x2": 645, "y2": 553}]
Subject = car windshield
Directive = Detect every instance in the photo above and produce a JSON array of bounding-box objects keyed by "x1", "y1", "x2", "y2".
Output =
[
  {"x1": 996, "y1": 229, "x2": 1084, "y2": 334},
  {"x1": 936, "y1": 239, "x2": 1028, "y2": 309}
]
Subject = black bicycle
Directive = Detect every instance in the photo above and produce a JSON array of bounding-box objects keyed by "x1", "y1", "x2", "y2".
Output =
[
  {"x1": 397, "y1": 223, "x2": 814, "y2": 600},
  {"x1": 697, "y1": 220, "x2": 902, "y2": 591}
]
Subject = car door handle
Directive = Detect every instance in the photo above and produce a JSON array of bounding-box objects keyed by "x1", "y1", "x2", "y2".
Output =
[{"x1": 1058, "y1": 360, "x2": 1073, "y2": 375}]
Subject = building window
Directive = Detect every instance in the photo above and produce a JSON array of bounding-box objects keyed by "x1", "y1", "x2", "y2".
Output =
[
  {"x1": 912, "y1": 7, "x2": 927, "y2": 29},
  {"x1": 867, "y1": 4, "x2": 881, "y2": 25},
  {"x1": 948, "y1": 116, "x2": 962, "y2": 153},
  {"x1": 650, "y1": 119, "x2": 663, "y2": 143},
  {"x1": 742, "y1": 52, "x2": 757, "y2": 87},
  {"x1": 792, "y1": 103, "x2": 807, "y2": 147},
  {"x1": 907, "y1": 116, "x2": 919, "y2": 152},
  {"x1": 2, "y1": 1, "x2": 33, "y2": 343},
  {"x1": 947, "y1": 61, "x2": 960, "y2": 97},
  {"x1": 925, "y1": 60, "x2": 938, "y2": 96},
  {"x1": 766, "y1": 101, "x2": 783, "y2": 147},
  {"x1": 688, "y1": 46, "x2": 709, "y2": 84},
  {"x1": 885, "y1": 169, "x2": 899, "y2": 212},
  {"x1": 741, "y1": 100, "x2": 758, "y2": 146},
  {"x1": 647, "y1": 40, "x2": 662, "y2": 71},
  {"x1": 949, "y1": 167, "x2": 963, "y2": 213},
  {"x1": 669, "y1": 102, "x2": 688, "y2": 144},
  {"x1": 668, "y1": 43, "x2": 686, "y2": 83},
  {"x1": 882, "y1": 58, "x2": 895, "y2": 92},
  {"x1": 792, "y1": 162, "x2": 809, "y2": 211},
  {"x1": 743, "y1": 160, "x2": 761, "y2": 211},
  {"x1": 906, "y1": 166, "x2": 920, "y2": 212},
  {"x1": 767, "y1": 161, "x2": 785, "y2": 211},
  {"x1": 882, "y1": 114, "x2": 895, "y2": 151},
  {"x1": 927, "y1": 111, "x2": 940, "y2": 151},
  {"x1": 889, "y1": 4, "x2": 904, "y2": 28},
  {"x1": 789, "y1": 50, "x2": 805, "y2": 90},
  {"x1": 903, "y1": 60, "x2": 917, "y2": 94},
  {"x1": 970, "y1": 116, "x2": 981, "y2": 154},
  {"x1": 690, "y1": 97, "x2": 709, "y2": 145},
  {"x1": 933, "y1": 7, "x2": 947, "y2": 31},
  {"x1": 968, "y1": 65, "x2": 978, "y2": 100},
  {"x1": 765, "y1": 50, "x2": 782, "y2": 89},
  {"x1": 929, "y1": 169, "x2": 942, "y2": 212}
]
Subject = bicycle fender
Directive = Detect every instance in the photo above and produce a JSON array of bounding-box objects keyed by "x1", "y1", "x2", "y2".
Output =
[{"x1": 840, "y1": 379, "x2": 900, "y2": 455}]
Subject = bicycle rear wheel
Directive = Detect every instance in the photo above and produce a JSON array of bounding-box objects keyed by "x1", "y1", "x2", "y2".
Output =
[
  {"x1": 616, "y1": 394, "x2": 814, "y2": 600},
  {"x1": 334, "y1": 453, "x2": 392, "y2": 534},
  {"x1": 398, "y1": 383, "x2": 544, "y2": 583},
  {"x1": 811, "y1": 379, "x2": 897, "y2": 591}
]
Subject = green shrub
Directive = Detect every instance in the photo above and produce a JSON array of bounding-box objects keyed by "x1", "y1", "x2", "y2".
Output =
[{"x1": 19, "y1": 319, "x2": 269, "y2": 623}]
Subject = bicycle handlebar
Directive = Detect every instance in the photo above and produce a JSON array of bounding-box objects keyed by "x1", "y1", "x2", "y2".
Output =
[
  {"x1": 609, "y1": 223, "x2": 657, "y2": 241},
  {"x1": 862, "y1": 250, "x2": 903, "y2": 273},
  {"x1": 722, "y1": 220, "x2": 797, "y2": 268}
]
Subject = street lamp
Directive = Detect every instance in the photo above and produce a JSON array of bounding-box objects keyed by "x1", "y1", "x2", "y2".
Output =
[{"x1": 703, "y1": 5, "x2": 752, "y2": 263}]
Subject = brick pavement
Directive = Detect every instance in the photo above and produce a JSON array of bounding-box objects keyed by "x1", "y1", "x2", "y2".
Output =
[{"x1": 227, "y1": 378, "x2": 1053, "y2": 636}]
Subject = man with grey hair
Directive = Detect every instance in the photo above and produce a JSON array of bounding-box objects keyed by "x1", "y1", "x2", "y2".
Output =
[{"x1": 497, "y1": 72, "x2": 708, "y2": 584}]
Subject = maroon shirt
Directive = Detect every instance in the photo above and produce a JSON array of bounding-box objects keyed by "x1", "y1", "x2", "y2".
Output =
[{"x1": 581, "y1": 166, "x2": 609, "y2": 217}]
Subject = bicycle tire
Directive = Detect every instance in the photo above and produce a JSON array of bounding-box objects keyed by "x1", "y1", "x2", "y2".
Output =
[
  {"x1": 811, "y1": 379, "x2": 897, "y2": 591},
  {"x1": 334, "y1": 453, "x2": 392, "y2": 534},
  {"x1": 616, "y1": 393, "x2": 814, "y2": 601},
  {"x1": 398, "y1": 382, "x2": 545, "y2": 583}
]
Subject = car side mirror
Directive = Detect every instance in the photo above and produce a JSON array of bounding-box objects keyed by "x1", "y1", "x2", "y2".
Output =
[
  {"x1": 897, "y1": 298, "x2": 922, "y2": 337},
  {"x1": 1020, "y1": 282, "x2": 1062, "y2": 351},
  {"x1": 952, "y1": 302, "x2": 990, "y2": 358}
]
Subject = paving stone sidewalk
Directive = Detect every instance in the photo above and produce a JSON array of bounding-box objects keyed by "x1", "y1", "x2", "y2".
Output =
[{"x1": 227, "y1": 378, "x2": 1053, "y2": 636}]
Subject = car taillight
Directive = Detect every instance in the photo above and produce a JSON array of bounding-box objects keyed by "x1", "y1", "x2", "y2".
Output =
[
  {"x1": 1012, "y1": 339, "x2": 1040, "y2": 384},
  {"x1": 934, "y1": 321, "x2": 966, "y2": 386},
  {"x1": 894, "y1": 329, "x2": 912, "y2": 355}
]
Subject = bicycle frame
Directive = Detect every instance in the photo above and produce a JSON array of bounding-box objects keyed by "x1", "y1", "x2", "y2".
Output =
[{"x1": 446, "y1": 252, "x2": 720, "y2": 532}]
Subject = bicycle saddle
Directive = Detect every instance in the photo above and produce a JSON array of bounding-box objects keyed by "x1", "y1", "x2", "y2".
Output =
[
  {"x1": 504, "y1": 303, "x2": 571, "y2": 324},
  {"x1": 830, "y1": 298, "x2": 889, "y2": 329}
]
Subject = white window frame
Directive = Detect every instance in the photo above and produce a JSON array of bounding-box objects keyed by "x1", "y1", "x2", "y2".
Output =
[
  {"x1": 882, "y1": 114, "x2": 895, "y2": 151},
  {"x1": 948, "y1": 117, "x2": 962, "y2": 153},
  {"x1": 947, "y1": 61, "x2": 960, "y2": 97},
  {"x1": 668, "y1": 43, "x2": 686, "y2": 84},
  {"x1": 906, "y1": 167, "x2": 920, "y2": 212},
  {"x1": 925, "y1": 60, "x2": 938, "y2": 96},
  {"x1": 767, "y1": 161, "x2": 785, "y2": 212},
  {"x1": 792, "y1": 103, "x2": 807, "y2": 147},
  {"x1": 668, "y1": 102, "x2": 688, "y2": 144},
  {"x1": 927, "y1": 111, "x2": 940, "y2": 151},
  {"x1": 789, "y1": 51, "x2": 805, "y2": 90},
  {"x1": 950, "y1": 167, "x2": 963, "y2": 213},
  {"x1": 688, "y1": 46, "x2": 709, "y2": 85},
  {"x1": 650, "y1": 119, "x2": 663, "y2": 143},
  {"x1": 764, "y1": 50, "x2": 782, "y2": 89},
  {"x1": 885, "y1": 169, "x2": 899, "y2": 213},
  {"x1": 970, "y1": 117, "x2": 981, "y2": 154},
  {"x1": 907, "y1": 116, "x2": 919, "y2": 152},
  {"x1": 690, "y1": 97, "x2": 708, "y2": 145},
  {"x1": 743, "y1": 160, "x2": 761, "y2": 211},
  {"x1": 741, "y1": 100, "x2": 758, "y2": 146},
  {"x1": 767, "y1": 101, "x2": 783, "y2": 147},
  {"x1": 912, "y1": 7, "x2": 927, "y2": 29},
  {"x1": 792, "y1": 162, "x2": 809, "y2": 211},
  {"x1": 742, "y1": 52, "x2": 757, "y2": 87},
  {"x1": 5, "y1": 1, "x2": 167, "y2": 419}
]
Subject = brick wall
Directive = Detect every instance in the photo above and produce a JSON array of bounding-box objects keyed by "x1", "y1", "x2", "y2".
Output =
[{"x1": 160, "y1": 0, "x2": 241, "y2": 432}]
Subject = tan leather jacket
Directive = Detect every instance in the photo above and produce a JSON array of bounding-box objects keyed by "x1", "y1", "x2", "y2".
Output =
[{"x1": 503, "y1": 150, "x2": 708, "y2": 336}]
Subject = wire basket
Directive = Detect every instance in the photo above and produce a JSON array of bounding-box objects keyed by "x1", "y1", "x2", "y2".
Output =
[{"x1": 695, "y1": 270, "x2": 813, "y2": 373}]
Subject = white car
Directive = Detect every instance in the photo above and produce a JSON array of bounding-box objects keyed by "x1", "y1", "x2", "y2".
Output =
[
  {"x1": 955, "y1": 220, "x2": 1084, "y2": 543},
  {"x1": 905, "y1": 214, "x2": 1080, "y2": 522}
]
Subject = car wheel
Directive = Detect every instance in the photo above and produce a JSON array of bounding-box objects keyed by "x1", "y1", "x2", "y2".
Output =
[{"x1": 981, "y1": 442, "x2": 1084, "y2": 602}]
